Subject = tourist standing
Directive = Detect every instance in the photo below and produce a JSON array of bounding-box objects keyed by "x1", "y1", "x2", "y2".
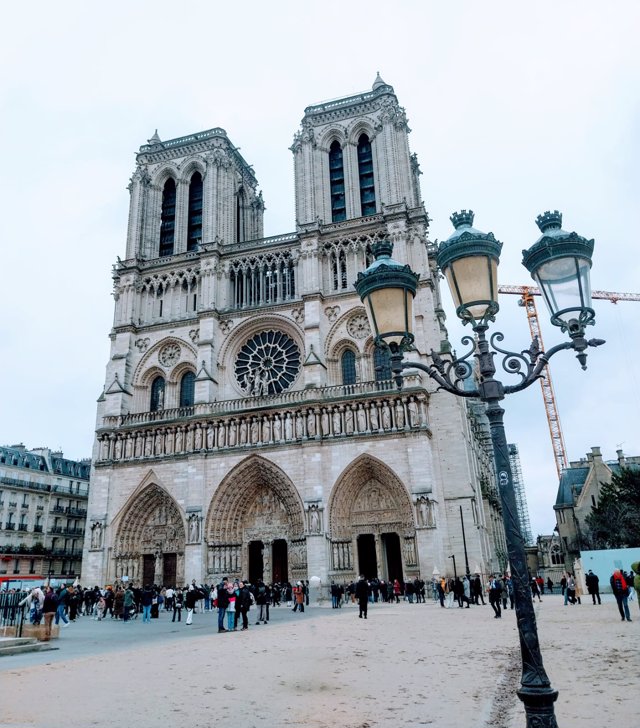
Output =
[
  {"x1": 292, "y1": 582, "x2": 305, "y2": 612},
  {"x1": 172, "y1": 588, "x2": 184, "y2": 622},
  {"x1": 355, "y1": 575, "x2": 370, "y2": 619},
  {"x1": 610, "y1": 569, "x2": 632, "y2": 622},
  {"x1": 585, "y1": 570, "x2": 601, "y2": 605},
  {"x1": 216, "y1": 577, "x2": 230, "y2": 632},
  {"x1": 141, "y1": 585, "x2": 154, "y2": 623},
  {"x1": 42, "y1": 586, "x2": 58, "y2": 640}
]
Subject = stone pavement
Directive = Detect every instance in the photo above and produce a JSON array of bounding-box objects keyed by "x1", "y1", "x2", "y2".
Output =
[{"x1": 0, "y1": 593, "x2": 637, "y2": 728}]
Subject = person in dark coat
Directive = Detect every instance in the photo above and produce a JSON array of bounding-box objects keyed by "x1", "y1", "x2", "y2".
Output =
[
  {"x1": 355, "y1": 576, "x2": 370, "y2": 619},
  {"x1": 237, "y1": 581, "x2": 253, "y2": 630},
  {"x1": 585, "y1": 570, "x2": 601, "y2": 605}
]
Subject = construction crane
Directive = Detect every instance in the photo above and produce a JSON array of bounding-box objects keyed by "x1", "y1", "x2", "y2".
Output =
[{"x1": 498, "y1": 285, "x2": 640, "y2": 478}]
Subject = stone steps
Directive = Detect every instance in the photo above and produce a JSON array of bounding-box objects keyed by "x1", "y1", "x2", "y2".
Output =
[{"x1": 0, "y1": 637, "x2": 58, "y2": 657}]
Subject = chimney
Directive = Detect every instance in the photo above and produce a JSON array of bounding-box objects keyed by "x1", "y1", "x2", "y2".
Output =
[
  {"x1": 591, "y1": 446, "x2": 602, "y2": 462},
  {"x1": 617, "y1": 449, "x2": 626, "y2": 466}
]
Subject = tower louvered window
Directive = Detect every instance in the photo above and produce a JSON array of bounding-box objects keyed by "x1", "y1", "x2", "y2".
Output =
[
  {"x1": 329, "y1": 141, "x2": 346, "y2": 222},
  {"x1": 187, "y1": 172, "x2": 203, "y2": 252},
  {"x1": 150, "y1": 376, "x2": 166, "y2": 412},
  {"x1": 159, "y1": 179, "x2": 176, "y2": 257},
  {"x1": 341, "y1": 350, "x2": 357, "y2": 385},
  {"x1": 357, "y1": 134, "x2": 376, "y2": 216},
  {"x1": 179, "y1": 371, "x2": 196, "y2": 408}
]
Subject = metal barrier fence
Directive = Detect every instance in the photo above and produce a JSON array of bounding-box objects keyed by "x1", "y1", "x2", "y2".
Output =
[{"x1": 0, "y1": 591, "x2": 27, "y2": 637}]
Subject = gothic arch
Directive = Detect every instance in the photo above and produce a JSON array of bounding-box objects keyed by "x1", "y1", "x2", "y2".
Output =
[
  {"x1": 151, "y1": 164, "x2": 179, "y2": 189},
  {"x1": 205, "y1": 455, "x2": 305, "y2": 543},
  {"x1": 318, "y1": 126, "x2": 348, "y2": 151},
  {"x1": 328, "y1": 454, "x2": 415, "y2": 540},
  {"x1": 178, "y1": 158, "x2": 207, "y2": 183},
  {"x1": 346, "y1": 120, "x2": 377, "y2": 146},
  {"x1": 112, "y1": 479, "x2": 186, "y2": 585},
  {"x1": 325, "y1": 306, "x2": 370, "y2": 360},
  {"x1": 132, "y1": 336, "x2": 198, "y2": 388}
]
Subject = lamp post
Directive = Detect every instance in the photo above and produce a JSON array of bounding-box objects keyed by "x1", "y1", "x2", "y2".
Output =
[
  {"x1": 355, "y1": 210, "x2": 603, "y2": 728},
  {"x1": 448, "y1": 554, "x2": 457, "y2": 581},
  {"x1": 459, "y1": 505, "x2": 471, "y2": 578}
]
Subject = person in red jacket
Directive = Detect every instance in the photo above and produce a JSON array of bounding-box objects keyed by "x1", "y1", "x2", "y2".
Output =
[{"x1": 610, "y1": 569, "x2": 632, "y2": 622}]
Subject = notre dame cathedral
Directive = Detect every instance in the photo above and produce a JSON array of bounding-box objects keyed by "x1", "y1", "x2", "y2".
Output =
[{"x1": 82, "y1": 75, "x2": 505, "y2": 589}]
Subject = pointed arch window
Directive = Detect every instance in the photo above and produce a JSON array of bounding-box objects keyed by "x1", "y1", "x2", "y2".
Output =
[
  {"x1": 341, "y1": 350, "x2": 357, "y2": 386},
  {"x1": 357, "y1": 134, "x2": 376, "y2": 216},
  {"x1": 329, "y1": 141, "x2": 346, "y2": 222},
  {"x1": 159, "y1": 179, "x2": 176, "y2": 257},
  {"x1": 373, "y1": 345, "x2": 391, "y2": 382},
  {"x1": 179, "y1": 371, "x2": 196, "y2": 408},
  {"x1": 187, "y1": 172, "x2": 203, "y2": 252},
  {"x1": 150, "y1": 376, "x2": 166, "y2": 412}
]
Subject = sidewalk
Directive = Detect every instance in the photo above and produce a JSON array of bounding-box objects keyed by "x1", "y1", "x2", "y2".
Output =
[{"x1": 0, "y1": 595, "x2": 636, "y2": 727}]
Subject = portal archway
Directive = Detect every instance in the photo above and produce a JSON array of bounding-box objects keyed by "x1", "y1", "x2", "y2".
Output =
[
  {"x1": 113, "y1": 483, "x2": 185, "y2": 587},
  {"x1": 328, "y1": 455, "x2": 417, "y2": 582},
  {"x1": 205, "y1": 455, "x2": 306, "y2": 583}
]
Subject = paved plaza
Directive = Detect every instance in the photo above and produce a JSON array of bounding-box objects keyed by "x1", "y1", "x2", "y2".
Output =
[{"x1": 0, "y1": 593, "x2": 637, "y2": 727}]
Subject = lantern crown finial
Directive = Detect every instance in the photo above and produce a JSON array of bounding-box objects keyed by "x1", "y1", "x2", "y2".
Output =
[
  {"x1": 372, "y1": 240, "x2": 393, "y2": 259},
  {"x1": 536, "y1": 210, "x2": 563, "y2": 234},
  {"x1": 450, "y1": 210, "x2": 475, "y2": 230}
]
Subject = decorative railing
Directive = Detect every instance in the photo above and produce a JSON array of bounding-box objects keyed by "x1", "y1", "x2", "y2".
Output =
[{"x1": 97, "y1": 379, "x2": 429, "y2": 464}]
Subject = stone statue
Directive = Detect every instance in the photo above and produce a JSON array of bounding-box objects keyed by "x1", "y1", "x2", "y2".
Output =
[
  {"x1": 320, "y1": 409, "x2": 330, "y2": 437},
  {"x1": 124, "y1": 436, "x2": 133, "y2": 459},
  {"x1": 244, "y1": 368, "x2": 256, "y2": 395},
  {"x1": 357, "y1": 404, "x2": 367, "y2": 432},
  {"x1": 114, "y1": 437, "x2": 123, "y2": 460},
  {"x1": 262, "y1": 416, "x2": 271, "y2": 443},
  {"x1": 239, "y1": 418, "x2": 248, "y2": 445},
  {"x1": 295, "y1": 412, "x2": 305, "y2": 439},
  {"x1": 369, "y1": 402, "x2": 379, "y2": 431},
  {"x1": 408, "y1": 397, "x2": 420, "y2": 427},
  {"x1": 218, "y1": 422, "x2": 226, "y2": 447},
  {"x1": 207, "y1": 424, "x2": 215, "y2": 449},
  {"x1": 165, "y1": 430, "x2": 174, "y2": 455},
  {"x1": 259, "y1": 369, "x2": 270, "y2": 396},
  {"x1": 309, "y1": 506, "x2": 321, "y2": 533},
  {"x1": 306, "y1": 410, "x2": 316, "y2": 438},
  {"x1": 228, "y1": 420, "x2": 237, "y2": 447},
  {"x1": 175, "y1": 428, "x2": 184, "y2": 452},
  {"x1": 188, "y1": 514, "x2": 200, "y2": 543},
  {"x1": 273, "y1": 415, "x2": 282, "y2": 441},
  {"x1": 332, "y1": 409, "x2": 342, "y2": 435},
  {"x1": 284, "y1": 413, "x2": 293, "y2": 440},
  {"x1": 185, "y1": 426, "x2": 194, "y2": 452},
  {"x1": 144, "y1": 433, "x2": 153, "y2": 457},
  {"x1": 194, "y1": 426, "x2": 203, "y2": 450},
  {"x1": 91, "y1": 522, "x2": 103, "y2": 549},
  {"x1": 381, "y1": 402, "x2": 392, "y2": 430},
  {"x1": 344, "y1": 407, "x2": 354, "y2": 435},
  {"x1": 395, "y1": 400, "x2": 405, "y2": 429},
  {"x1": 250, "y1": 418, "x2": 260, "y2": 444}
]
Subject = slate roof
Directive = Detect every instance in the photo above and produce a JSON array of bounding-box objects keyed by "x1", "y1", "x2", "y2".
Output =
[{"x1": 555, "y1": 466, "x2": 589, "y2": 507}]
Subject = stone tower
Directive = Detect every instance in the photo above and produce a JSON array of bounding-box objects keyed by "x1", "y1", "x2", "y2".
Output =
[{"x1": 83, "y1": 77, "x2": 501, "y2": 589}]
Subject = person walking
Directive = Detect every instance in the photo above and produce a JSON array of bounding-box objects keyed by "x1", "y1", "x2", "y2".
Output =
[
  {"x1": 141, "y1": 584, "x2": 154, "y2": 623},
  {"x1": 55, "y1": 585, "x2": 70, "y2": 627},
  {"x1": 585, "y1": 570, "x2": 601, "y2": 605},
  {"x1": 123, "y1": 585, "x2": 135, "y2": 622},
  {"x1": 185, "y1": 584, "x2": 199, "y2": 625},
  {"x1": 42, "y1": 586, "x2": 58, "y2": 640},
  {"x1": 355, "y1": 575, "x2": 370, "y2": 619},
  {"x1": 530, "y1": 576, "x2": 542, "y2": 603},
  {"x1": 610, "y1": 569, "x2": 632, "y2": 622},
  {"x1": 292, "y1": 582, "x2": 305, "y2": 612},
  {"x1": 489, "y1": 575, "x2": 503, "y2": 619},
  {"x1": 172, "y1": 588, "x2": 184, "y2": 622},
  {"x1": 216, "y1": 577, "x2": 230, "y2": 632},
  {"x1": 255, "y1": 579, "x2": 268, "y2": 624}
]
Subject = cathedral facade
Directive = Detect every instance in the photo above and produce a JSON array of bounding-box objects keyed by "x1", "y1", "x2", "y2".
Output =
[{"x1": 82, "y1": 76, "x2": 502, "y2": 589}]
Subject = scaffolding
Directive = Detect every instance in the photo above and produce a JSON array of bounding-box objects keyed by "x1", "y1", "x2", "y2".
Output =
[{"x1": 508, "y1": 443, "x2": 534, "y2": 545}]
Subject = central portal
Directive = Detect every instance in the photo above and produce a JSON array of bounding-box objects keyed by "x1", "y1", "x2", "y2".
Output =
[
  {"x1": 248, "y1": 540, "x2": 264, "y2": 583},
  {"x1": 357, "y1": 534, "x2": 378, "y2": 579},
  {"x1": 272, "y1": 539, "x2": 288, "y2": 583},
  {"x1": 382, "y1": 532, "x2": 402, "y2": 582}
]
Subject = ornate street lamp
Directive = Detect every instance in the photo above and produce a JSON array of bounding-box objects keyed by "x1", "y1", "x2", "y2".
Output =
[{"x1": 355, "y1": 210, "x2": 604, "y2": 728}]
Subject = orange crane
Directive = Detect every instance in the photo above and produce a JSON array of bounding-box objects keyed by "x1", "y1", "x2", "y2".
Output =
[{"x1": 498, "y1": 285, "x2": 640, "y2": 477}]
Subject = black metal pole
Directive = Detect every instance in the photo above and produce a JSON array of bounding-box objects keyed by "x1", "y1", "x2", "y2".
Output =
[
  {"x1": 460, "y1": 504, "x2": 471, "y2": 577},
  {"x1": 485, "y1": 399, "x2": 558, "y2": 727},
  {"x1": 449, "y1": 554, "x2": 457, "y2": 581}
]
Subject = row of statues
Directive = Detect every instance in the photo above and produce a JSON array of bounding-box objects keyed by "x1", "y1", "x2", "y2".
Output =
[{"x1": 100, "y1": 395, "x2": 427, "y2": 462}]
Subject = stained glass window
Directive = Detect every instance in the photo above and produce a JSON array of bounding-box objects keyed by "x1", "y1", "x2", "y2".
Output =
[
  {"x1": 341, "y1": 350, "x2": 357, "y2": 385},
  {"x1": 179, "y1": 371, "x2": 196, "y2": 407},
  {"x1": 235, "y1": 331, "x2": 301, "y2": 396}
]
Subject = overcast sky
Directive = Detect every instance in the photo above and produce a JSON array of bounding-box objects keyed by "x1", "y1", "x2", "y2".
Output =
[{"x1": 1, "y1": 1, "x2": 638, "y2": 537}]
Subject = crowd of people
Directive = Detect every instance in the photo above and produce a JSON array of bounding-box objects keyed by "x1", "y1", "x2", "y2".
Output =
[{"x1": 12, "y1": 563, "x2": 640, "y2": 638}]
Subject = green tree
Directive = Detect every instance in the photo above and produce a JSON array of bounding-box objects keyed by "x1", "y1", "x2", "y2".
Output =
[{"x1": 586, "y1": 467, "x2": 640, "y2": 548}]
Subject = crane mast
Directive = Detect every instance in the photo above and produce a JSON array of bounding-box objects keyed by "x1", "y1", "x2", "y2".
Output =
[{"x1": 498, "y1": 285, "x2": 640, "y2": 478}]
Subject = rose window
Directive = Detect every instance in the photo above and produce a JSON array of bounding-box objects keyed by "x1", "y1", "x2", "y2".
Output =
[
  {"x1": 235, "y1": 331, "x2": 301, "y2": 396},
  {"x1": 159, "y1": 342, "x2": 181, "y2": 367}
]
